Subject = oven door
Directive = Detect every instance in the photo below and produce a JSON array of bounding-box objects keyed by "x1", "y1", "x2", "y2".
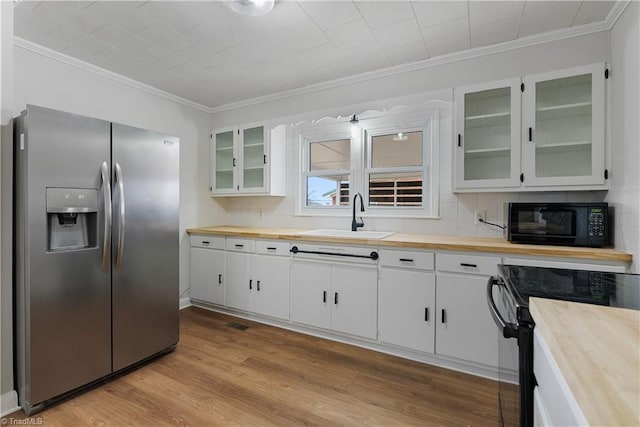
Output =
[{"x1": 487, "y1": 277, "x2": 520, "y2": 427}]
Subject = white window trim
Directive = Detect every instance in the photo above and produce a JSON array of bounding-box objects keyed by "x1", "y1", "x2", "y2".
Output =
[
  {"x1": 362, "y1": 109, "x2": 439, "y2": 218},
  {"x1": 302, "y1": 133, "x2": 352, "y2": 210},
  {"x1": 297, "y1": 121, "x2": 353, "y2": 216},
  {"x1": 295, "y1": 108, "x2": 440, "y2": 219}
]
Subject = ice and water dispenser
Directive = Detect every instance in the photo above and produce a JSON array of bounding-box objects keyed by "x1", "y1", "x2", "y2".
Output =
[{"x1": 46, "y1": 188, "x2": 98, "y2": 251}]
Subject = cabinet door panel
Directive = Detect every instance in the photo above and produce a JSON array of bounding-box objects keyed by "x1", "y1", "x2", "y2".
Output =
[
  {"x1": 240, "y1": 125, "x2": 267, "y2": 192},
  {"x1": 291, "y1": 261, "x2": 331, "y2": 330},
  {"x1": 190, "y1": 248, "x2": 225, "y2": 305},
  {"x1": 253, "y1": 255, "x2": 290, "y2": 320},
  {"x1": 523, "y1": 63, "x2": 605, "y2": 187},
  {"x1": 331, "y1": 264, "x2": 378, "y2": 339},
  {"x1": 454, "y1": 78, "x2": 521, "y2": 190},
  {"x1": 226, "y1": 252, "x2": 252, "y2": 311},
  {"x1": 379, "y1": 269, "x2": 435, "y2": 353},
  {"x1": 436, "y1": 273, "x2": 498, "y2": 367},
  {"x1": 212, "y1": 128, "x2": 237, "y2": 193}
]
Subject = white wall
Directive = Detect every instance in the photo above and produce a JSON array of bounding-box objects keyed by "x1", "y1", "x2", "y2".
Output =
[
  {"x1": 0, "y1": 0, "x2": 15, "y2": 410},
  {"x1": 210, "y1": 32, "x2": 610, "y2": 238},
  {"x1": 607, "y1": 2, "x2": 640, "y2": 273}
]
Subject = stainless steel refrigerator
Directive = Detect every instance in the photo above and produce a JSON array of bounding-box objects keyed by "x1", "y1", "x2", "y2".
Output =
[{"x1": 14, "y1": 105, "x2": 179, "y2": 414}]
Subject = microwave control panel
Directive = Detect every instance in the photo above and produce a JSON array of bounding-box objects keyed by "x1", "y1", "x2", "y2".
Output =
[{"x1": 588, "y1": 208, "x2": 605, "y2": 237}]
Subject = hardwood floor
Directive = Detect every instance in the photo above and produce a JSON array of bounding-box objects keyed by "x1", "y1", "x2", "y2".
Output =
[{"x1": 7, "y1": 307, "x2": 498, "y2": 426}]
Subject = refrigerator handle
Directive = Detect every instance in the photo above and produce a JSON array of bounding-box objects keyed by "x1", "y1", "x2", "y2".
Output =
[
  {"x1": 100, "y1": 161, "x2": 112, "y2": 273},
  {"x1": 115, "y1": 162, "x2": 126, "y2": 270}
]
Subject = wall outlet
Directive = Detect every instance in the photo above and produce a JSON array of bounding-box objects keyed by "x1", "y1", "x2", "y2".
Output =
[{"x1": 475, "y1": 210, "x2": 486, "y2": 225}]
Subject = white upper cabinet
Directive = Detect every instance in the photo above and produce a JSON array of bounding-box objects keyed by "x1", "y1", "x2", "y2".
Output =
[
  {"x1": 455, "y1": 78, "x2": 522, "y2": 189},
  {"x1": 522, "y1": 63, "x2": 606, "y2": 187},
  {"x1": 210, "y1": 123, "x2": 286, "y2": 196},
  {"x1": 454, "y1": 63, "x2": 607, "y2": 192}
]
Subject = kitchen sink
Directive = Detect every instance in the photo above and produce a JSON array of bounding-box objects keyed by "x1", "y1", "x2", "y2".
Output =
[{"x1": 296, "y1": 229, "x2": 394, "y2": 239}]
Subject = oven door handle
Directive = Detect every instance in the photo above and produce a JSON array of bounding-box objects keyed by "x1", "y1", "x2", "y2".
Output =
[{"x1": 487, "y1": 276, "x2": 519, "y2": 339}]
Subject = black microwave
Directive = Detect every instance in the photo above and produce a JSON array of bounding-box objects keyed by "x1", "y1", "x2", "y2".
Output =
[{"x1": 506, "y1": 202, "x2": 611, "y2": 247}]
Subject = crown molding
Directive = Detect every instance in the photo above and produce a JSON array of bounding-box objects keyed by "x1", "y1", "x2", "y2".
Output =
[
  {"x1": 606, "y1": 1, "x2": 631, "y2": 29},
  {"x1": 13, "y1": 37, "x2": 211, "y2": 113},
  {"x1": 210, "y1": 11, "x2": 620, "y2": 114},
  {"x1": 14, "y1": 0, "x2": 630, "y2": 116}
]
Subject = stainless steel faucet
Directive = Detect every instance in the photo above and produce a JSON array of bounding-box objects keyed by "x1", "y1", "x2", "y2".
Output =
[{"x1": 352, "y1": 192, "x2": 365, "y2": 231}]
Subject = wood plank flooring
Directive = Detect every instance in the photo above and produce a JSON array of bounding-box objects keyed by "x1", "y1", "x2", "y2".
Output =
[{"x1": 7, "y1": 307, "x2": 498, "y2": 426}]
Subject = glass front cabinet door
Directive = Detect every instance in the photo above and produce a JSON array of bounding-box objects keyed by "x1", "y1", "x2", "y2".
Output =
[
  {"x1": 240, "y1": 125, "x2": 267, "y2": 192},
  {"x1": 210, "y1": 123, "x2": 285, "y2": 196},
  {"x1": 212, "y1": 127, "x2": 237, "y2": 194},
  {"x1": 454, "y1": 78, "x2": 522, "y2": 190},
  {"x1": 454, "y1": 63, "x2": 606, "y2": 192},
  {"x1": 211, "y1": 124, "x2": 266, "y2": 194},
  {"x1": 522, "y1": 63, "x2": 605, "y2": 187}
]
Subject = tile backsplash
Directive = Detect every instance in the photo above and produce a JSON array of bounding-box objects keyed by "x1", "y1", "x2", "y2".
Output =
[{"x1": 219, "y1": 190, "x2": 607, "y2": 239}]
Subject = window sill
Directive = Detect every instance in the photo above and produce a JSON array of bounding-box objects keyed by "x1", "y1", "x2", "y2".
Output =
[{"x1": 295, "y1": 211, "x2": 441, "y2": 220}]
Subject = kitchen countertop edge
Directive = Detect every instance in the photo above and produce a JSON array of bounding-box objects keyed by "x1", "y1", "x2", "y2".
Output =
[{"x1": 186, "y1": 226, "x2": 632, "y2": 263}]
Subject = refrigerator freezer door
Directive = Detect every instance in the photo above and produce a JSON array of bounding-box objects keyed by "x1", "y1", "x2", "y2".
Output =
[
  {"x1": 111, "y1": 123, "x2": 179, "y2": 371},
  {"x1": 15, "y1": 105, "x2": 112, "y2": 409}
]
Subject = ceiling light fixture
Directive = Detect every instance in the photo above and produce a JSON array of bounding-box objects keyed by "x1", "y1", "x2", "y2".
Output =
[
  {"x1": 223, "y1": 0, "x2": 275, "y2": 16},
  {"x1": 349, "y1": 114, "x2": 359, "y2": 138},
  {"x1": 393, "y1": 132, "x2": 408, "y2": 141}
]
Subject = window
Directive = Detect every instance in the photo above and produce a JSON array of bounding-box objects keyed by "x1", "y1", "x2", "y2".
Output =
[
  {"x1": 367, "y1": 130, "x2": 424, "y2": 207},
  {"x1": 297, "y1": 108, "x2": 439, "y2": 217},
  {"x1": 303, "y1": 137, "x2": 351, "y2": 207}
]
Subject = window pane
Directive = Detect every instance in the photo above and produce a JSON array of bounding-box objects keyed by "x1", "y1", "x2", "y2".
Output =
[
  {"x1": 369, "y1": 172, "x2": 422, "y2": 207},
  {"x1": 371, "y1": 131, "x2": 422, "y2": 168},
  {"x1": 307, "y1": 175, "x2": 350, "y2": 206},
  {"x1": 310, "y1": 139, "x2": 350, "y2": 171}
]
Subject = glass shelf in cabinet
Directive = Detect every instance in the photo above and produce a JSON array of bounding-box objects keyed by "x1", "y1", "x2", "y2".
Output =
[
  {"x1": 465, "y1": 147, "x2": 511, "y2": 158},
  {"x1": 464, "y1": 113, "x2": 510, "y2": 129},
  {"x1": 535, "y1": 141, "x2": 591, "y2": 153}
]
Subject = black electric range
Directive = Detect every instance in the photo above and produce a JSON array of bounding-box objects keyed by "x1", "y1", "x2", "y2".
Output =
[{"x1": 488, "y1": 265, "x2": 640, "y2": 427}]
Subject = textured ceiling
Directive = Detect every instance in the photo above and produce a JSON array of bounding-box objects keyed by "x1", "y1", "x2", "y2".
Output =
[{"x1": 14, "y1": 1, "x2": 616, "y2": 109}]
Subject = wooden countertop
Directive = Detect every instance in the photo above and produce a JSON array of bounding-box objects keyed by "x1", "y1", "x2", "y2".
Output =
[
  {"x1": 186, "y1": 226, "x2": 632, "y2": 263},
  {"x1": 530, "y1": 298, "x2": 640, "y2": 426}
]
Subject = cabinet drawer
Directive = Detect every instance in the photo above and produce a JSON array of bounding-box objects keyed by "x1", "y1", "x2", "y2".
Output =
[
  {"x1": 190, "y1": 235, "x2": 225, "y2": 250},
  {"x1": 437, "y1": 253, "x2": 501, "y2": 276},
  {"x1": 226, "y1": 238, "x2": 255, "y2": 253},
  {"x1": 255, "y1": 240, "x2": 290, "y2": 256},
  {"x1": 379, "y1": 249, "x2": 434, "y2": 271}
]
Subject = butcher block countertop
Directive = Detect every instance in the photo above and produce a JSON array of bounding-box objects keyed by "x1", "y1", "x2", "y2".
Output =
[
  {"x1": 186, "y1": 226, "x2": 632, "y2": 263},
  {"x1": 530, "y1": 298, "x2": 640, "y2": 426}
]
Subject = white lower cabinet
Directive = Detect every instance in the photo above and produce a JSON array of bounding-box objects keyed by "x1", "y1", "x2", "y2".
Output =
[
  {"x1": 435, "y1": 252, "x2": 501, "y2": 367},
  {"x1": 226, "y1": 239, "x2": 290, "y2": 320},
  {"x1": 291, "y1": 260, "x2": 377, "y2": 339},
  {"x1": 379, "y1": 268, "x2": 436, "y2": 353},
  {"x1": 189, "y1": 236, "x2": 225, "y2": 306},
  {"x1": 290, "y1": 261, "x2": 331, "y2": 330},
  {"x1": 251, "y1": 253, "x2": 290, "y2": 320},
  {"x1": 190, "y1": 234, "x2": 627, "y2": 380},
  {"x1": 226, "y1": 251, "x2": 252, "y2": 311},
  {"x1": 533, "y1": 329, "x2": 588, "y2": 426},
  {"x1": 435, "y1": 273, "x2": 498, "y2": 366},
  {"x1": 378, "y1": 249, "x2": 436, "y2": 353},
  {"x1": 331, "y1": 264, "x2": 378, "y2": 339},
  {"x1": 533, "y1": 387, "x2": 552, "y2": 427}
]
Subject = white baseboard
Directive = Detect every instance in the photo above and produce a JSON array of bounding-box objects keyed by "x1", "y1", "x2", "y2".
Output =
[
  {"x1": 179, "y1": 297, "x2": 192, "y2": 310},
  {"x1": 1, "y1": 390, "x2": 20, "y2": 417}
]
